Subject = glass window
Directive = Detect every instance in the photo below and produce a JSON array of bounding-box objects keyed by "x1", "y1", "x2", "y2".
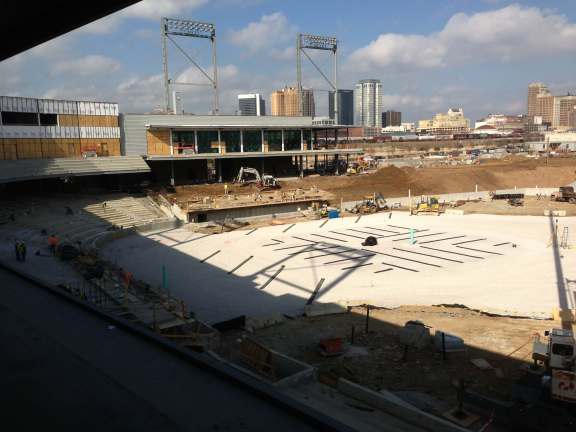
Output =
[
  {"x1": 264, "y1": 130, "x2": 282, "y2": 152},
  {"x1": 220, "y1": 130, "x2": 240, "y2": 153},
  {"x1": 1, "y1": 111, "x2": 38, "y2": 126},
  {"x1": 284, "y1": 129, "x2": 301, "y2": 151},
  {"x1": 243, "y1": 130, "x2": 262, "y2": 152},
  {"x1": 552, "y1": 343, "x2": 574, "y2": 356},
  {"x1": 196, "y1": 130, "x2": 219, "y2": 153},
  {"x1": 171, "y1": 131, "x2": 195, "y2": 154},
  {"x1": 303, "y1": 129, "x2": 312, "y2": 150}
]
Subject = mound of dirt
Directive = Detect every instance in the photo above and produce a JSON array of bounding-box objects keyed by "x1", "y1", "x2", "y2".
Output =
[{"x1": 282, "y1": 157, "x2": 576, "y2": 201}]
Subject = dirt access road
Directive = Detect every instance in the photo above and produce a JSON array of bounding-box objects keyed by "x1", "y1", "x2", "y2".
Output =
[{"x1": 169, "y1": 156, "x2": 576, "y2": 203}]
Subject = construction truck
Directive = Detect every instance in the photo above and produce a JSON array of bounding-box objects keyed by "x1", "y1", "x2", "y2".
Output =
[
  {"x1": 551, "y1": 186, "x2": 576, "y2": 204},
  {"x1": 410, "y1": 196, "x2": 444, "y2": 216},
  {"x1": 349, "y1": 194, "x2": 388, "y2": 214},
  {"x1": 234, "y1": 167, "x2": 280, "y2": 191},
  {"x1": 532, "y1": 328, "x2": 576, "y2": 403}
]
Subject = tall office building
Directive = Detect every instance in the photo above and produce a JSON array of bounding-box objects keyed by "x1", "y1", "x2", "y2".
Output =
[
  {"x1": 354, "y1": 79, "x2": 382, "y2": 127},
  {"x1": 237, "y1": 94, "x2": 266, "y2": 116},
  {"x1": 553, "y1": 95, "x2": 576, "y2": 129},
  {"x1": 527, "y1": 83, "x2": 550, "y2": 117},
  {"x1": 270, "y1": 87, "x2": 314, "y2": 117},
  {"x1": 569, "y1": 107, "x2": 576, "y2": 128},
  {"x1": 328, "y1": 90, "x2": 354, "y2": 125},
  {"x1": 382, "y1": 110, "x2": 401, "y2": 127}
]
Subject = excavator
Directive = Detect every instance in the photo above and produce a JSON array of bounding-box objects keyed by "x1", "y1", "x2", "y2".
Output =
[{"x1": 234, "y1": 167, "x2": 280, "y2": 191}]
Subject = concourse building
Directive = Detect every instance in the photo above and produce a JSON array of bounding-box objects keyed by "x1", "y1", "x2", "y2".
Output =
[{"x1": 121, "y1": 113, "x2": 361, "y2": 185}]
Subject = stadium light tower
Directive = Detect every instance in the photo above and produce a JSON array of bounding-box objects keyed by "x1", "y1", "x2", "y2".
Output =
[
  {"x1": 296, "y1": 33, "x2": 338, "y2": 118},
  {"x1": 161, "y1": 17, "x2": 219, "y2": 114}
]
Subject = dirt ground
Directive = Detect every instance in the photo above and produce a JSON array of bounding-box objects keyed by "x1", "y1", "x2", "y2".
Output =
[
  {"x1": 458, "y1": 196, "x2": 576, "y2": 216},
  {"x1": 168, "y1": 156, "x2": 576, "y2": 203},
  {"x1": 282, "y1": 156, "x2": 576, "y2": 201},
  {"x1": 246, "y1": 306, "x2": 557, "y2": 401}
]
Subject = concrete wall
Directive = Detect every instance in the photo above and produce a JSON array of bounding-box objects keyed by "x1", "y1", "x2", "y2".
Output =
[
  {"x1": 190, "y1": 201, "x2": 314, "y2": 222},
  {"x1": 344, "y1": 187, "x2": 559, "y2": 209},
  {"x1": 337, "y1": 137, "x2": 523, "y2": 156},
  {"x1": 337, "y1": 378, "x2": 468, "y2": 432}
]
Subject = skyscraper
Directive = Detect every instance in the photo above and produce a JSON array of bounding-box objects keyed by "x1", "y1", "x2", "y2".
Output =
[
  {"x1": 328, "y1": 90, "x2": 354, "y2": 125},
  {"x1": 382, "y1": 110, "x2": 402, "y2": 127},
  {"x1": 270, "y1": 87, "x2": 314, "y2": 117},
  {"x1": 238, "y1": 94, "x2": 266, "y2": 116},
  {"x1": 553, "y1": 95, "x2": 576, "y2": 129},
  {"x1": 527, "y1": 82, "x2": 551, "y2": 118},
  {"x1": 354, "y1": 79, "x2": 382, "y2": 127}
]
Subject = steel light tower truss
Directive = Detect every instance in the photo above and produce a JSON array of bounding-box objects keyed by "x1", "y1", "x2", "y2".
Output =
[
  {"x1": 161, "y1": 17, "x2": 219, "y2": 114},
  {"x1": 296, "y1": 33, "x2": 338, "y2": 118}
]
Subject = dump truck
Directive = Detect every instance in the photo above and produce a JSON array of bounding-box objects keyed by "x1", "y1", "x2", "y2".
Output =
[
  {"x1": 551, "y1": 186, "x2": 576, "y2": 203},
  {"x1": 532, "y1": 328, "x2": 576, "y2": 403}
]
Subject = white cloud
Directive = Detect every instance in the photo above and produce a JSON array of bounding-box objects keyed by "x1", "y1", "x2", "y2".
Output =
[
  {"x1": 229, "y1": 12, "x2": 296, "y2": 54},
  {"x1": 349, "y1": 5, "x2": 576, "y2": 70},
  {"x1": 81, "y1": 0, "x2": 208, "y2": 34},
  {"x1": 51, "y1": 55, "x2": 121, "y2": 76}
]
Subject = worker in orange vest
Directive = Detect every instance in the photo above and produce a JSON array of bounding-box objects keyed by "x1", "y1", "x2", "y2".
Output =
[{"x1": 48, "y1": 234, "x2": 59, "y2": 254}]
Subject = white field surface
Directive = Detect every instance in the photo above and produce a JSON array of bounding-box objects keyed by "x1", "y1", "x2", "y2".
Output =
[{"x1": 102, "y1": 213, "x2": 576, "y2": 323}]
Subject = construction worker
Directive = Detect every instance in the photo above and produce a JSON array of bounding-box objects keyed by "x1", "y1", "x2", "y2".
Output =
[
  {"x1": 19, "y1": 241, "x2": 26, "y2": 262},
  {"x1": 224, "y1": 183, "x2": 229, "y2": 196},
  {"x1": 48, "y1": 234, "x2": 59, "y2": 255},
  {"x1": 14, "y1": 240, "x2": 21, "y2": 261}
]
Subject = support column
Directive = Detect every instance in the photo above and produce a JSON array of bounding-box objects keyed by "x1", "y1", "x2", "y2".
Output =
[
  {"x1": 314, "y1": 154, "x2": 318, "y2": 172},
  {"x1": 300, "y1": 129, "x2": 304, "y2": 151},
  {"x1": 194, "y1": 130, "x2": 198, "y2": 153},
  {"x1": 335, "y1": 154, "x2": 340, "y2": 175},
  {"x1": 170, "y1": 160, "x2": 175, "y2": 186},
  {"x1": 169, "y1": 128, "x2": 174, "y2": 155},
  {"x1": 299, "y1": 155, "x2": 304, "y2": 178},
  {"x1": 217, "y1": 159, "x2": 222, "y2": 183},
  {"x1": 240, "y1": 129, "x2": 244, "y2": 153},
  {"x1": 217, "y1": 129, "x2": 222, "y2": 154},
  {"x1": 261, "y1": 129, "x2": 265, "y2": 152},
  {"x1": 281, "y1": 129, "x2": 285, "y2": 152}
]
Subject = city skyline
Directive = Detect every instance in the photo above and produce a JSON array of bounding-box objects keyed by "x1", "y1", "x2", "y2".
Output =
[{"x1": 1, "y1": 1, "x2": 576, "y2": 122}]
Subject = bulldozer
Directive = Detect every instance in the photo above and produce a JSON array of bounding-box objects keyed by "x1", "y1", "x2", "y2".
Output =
[
  {"x1": 234, "y1": 167, "x2": 280, "y2": 191},
  {"x1": 410, "y1": 196, "x2": 444, "y2": 216}
]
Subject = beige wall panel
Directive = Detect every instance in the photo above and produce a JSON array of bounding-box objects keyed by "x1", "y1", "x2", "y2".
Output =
[
  {"x1": 146, "y1": 130, "x2": 171, "y2": 155},
  {"x1": 58, "y1": 114, "x2": 79, "y2": 127}
]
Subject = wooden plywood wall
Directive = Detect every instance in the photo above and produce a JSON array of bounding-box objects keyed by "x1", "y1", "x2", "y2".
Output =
[
  {"x1": 0, "y1": 138, "x2": 121, "y2": 160},
  {"x1": 58, "y1": 114, "x2": 118, "y2": 127},
  {"x1": 146, "y1": 129, "x2": 171, "y2": 155},
  {"x1": 80, "y1": 138, "x2": 121, "y2": 156}
]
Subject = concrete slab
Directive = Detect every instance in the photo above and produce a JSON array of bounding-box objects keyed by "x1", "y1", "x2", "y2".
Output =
[{"x1": 102, "y1": 212, "x2": 576, "y2": 323}]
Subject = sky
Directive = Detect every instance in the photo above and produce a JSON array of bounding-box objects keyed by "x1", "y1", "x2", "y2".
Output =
[{"x1": 1, "y1": 0, "x2": 576, "y2": 122}]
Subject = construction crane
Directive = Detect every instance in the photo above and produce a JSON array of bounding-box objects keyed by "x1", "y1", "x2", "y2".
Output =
[{"x1": 234, "y1": 167, "x2": 280, "y2": 191}]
